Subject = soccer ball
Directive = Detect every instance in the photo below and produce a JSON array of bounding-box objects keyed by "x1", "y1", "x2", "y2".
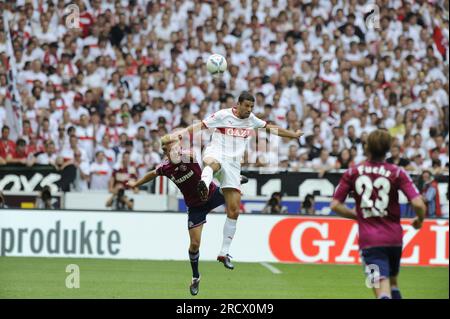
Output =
[{"x1": 206, "y1": 54, "x2": 227, "y2": 75}]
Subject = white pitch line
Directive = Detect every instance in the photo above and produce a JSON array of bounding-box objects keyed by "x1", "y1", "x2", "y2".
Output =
[{"x1": 260, "y1": 262, "x2": 282, "y2": 274}]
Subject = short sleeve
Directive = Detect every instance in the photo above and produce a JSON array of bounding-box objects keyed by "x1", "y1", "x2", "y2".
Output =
[
  {"x1": 397, "y1": 168, "x2": 421, "y2": 201},
  {"x1": 333, "y1": 168, "x2": 354, "y2": 202},
  {"x1": 202, "y1": 110, "x2": 225, "y2": 129},
  {"x1": 249, "y1": 113, "x2": 267, "y2": 129},
  {"x1": 155, "y1": 162, "x2": 166, "y2": 176}
]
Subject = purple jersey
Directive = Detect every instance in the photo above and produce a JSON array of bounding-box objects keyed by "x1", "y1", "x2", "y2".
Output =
[
  {"x1": 333, "y1": 161, "x2": 420, "y2": 249},
  {"x1": 156, "y1": 160, "x2": 217, "y2": 208}
]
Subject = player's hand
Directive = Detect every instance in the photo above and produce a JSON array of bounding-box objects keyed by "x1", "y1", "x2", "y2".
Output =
[
  {"x1": 293, "y1": 130, "x2": 303, "y2": 138},
  {"x1": 412, "y1": 217, "x2": 423, "y2": 230},
  {"x1": 126, "y1": 181, "x2": 137, "y2": 188}
]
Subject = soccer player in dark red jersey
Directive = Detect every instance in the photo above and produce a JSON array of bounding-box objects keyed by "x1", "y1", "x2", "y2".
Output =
[
  {"x1": 127, "y1": 137, "x2": 246, "y2": 296},
  {"x1": 330, "y1": 129, "x2": 426, "y2": 299}
]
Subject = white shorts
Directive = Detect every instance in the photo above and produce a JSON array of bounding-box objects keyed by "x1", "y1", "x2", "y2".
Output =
[{"x1": 203, "y1": 146, "x2": 242, "y2": 192}]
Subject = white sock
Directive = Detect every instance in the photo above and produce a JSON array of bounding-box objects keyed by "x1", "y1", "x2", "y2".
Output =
[
  {"x1": 219, "y1": 217, "x2": 237, "y2": 256},
  {"x1": 201, "y1": 166, "x2": 213, "y2": 187}
]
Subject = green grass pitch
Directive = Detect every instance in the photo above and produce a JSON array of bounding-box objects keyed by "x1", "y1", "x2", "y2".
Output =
[{"x1": 0, "y1": 257, "x2": 448, "y2": 299}]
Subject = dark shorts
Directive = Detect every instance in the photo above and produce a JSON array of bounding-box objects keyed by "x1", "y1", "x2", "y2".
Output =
[
  {"x1": 187, "y1": 187, "x2": 225, "y2": 229},
  {"x1": 361, "y1": 246, "x2": 403, "y2": 280}
]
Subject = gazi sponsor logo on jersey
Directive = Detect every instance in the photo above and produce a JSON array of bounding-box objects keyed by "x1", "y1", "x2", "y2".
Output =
[{"x1": 218, "y1": 127, "x2": 253, "y2": 138}]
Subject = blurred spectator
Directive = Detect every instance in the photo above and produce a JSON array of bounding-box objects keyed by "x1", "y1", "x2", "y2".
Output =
[
  {"x1": 335, "y1": 148, "x2": 354, "y2": 169},
  {"x1": 442, "y1": 183, "x2": 449, "y2": 218},
  {"x1": 63, "y1": 134, "x2": 88, "y2": 161},
  {"x1": 138, "y1": 139, "x2": 161, "y2": 178},
  {"x1": 312, "y1": 149, "x2": 336, "y2": 177},
  {"x1": 0, "y1": 125, "x2": 15, "y2": 164},
  {"x1": 90, "y1": 151, "x2": 112, "y2": 190},
  {"x1": 109, "y1": 151, "x2": 138, "y2": 193},
  {"x1": 6, "y1": 138, "x2": 35, "y2": 166},
  {"x1": 70, "y1": 150, "x2": 91, "y2": 192},
  {"x1": 106, "y1": 186, "x2": 134, "y2": 211},
  {"x1": 262, "y1": 192, "x2": 287, "y2": 214},
  {"x1": 419, "y1": 170, "x2": 442, "y2": 218},
  {"x1": 76, "y1": 114, "x2": 95, "y2": 161},
  {"x1": 0, "y1": 191, "x2": 7, "y2": 209},
  {"x1": 35, "y1": 140, "x2": 58, "y2": 166},
  {"x1": 386, "y1": 145, "x2": 413, "y2": 170},
  {"x1": 300, "y1": 194, "x2": 316, "y2": 215},
  {"x1": 54, "y1": 125, "x2": 70, "y2": 153},
  {"x1": 35, "y1": 186, "x2": 56, "y2": 209},
  {"x1": 95, "y1": 134, "x2": 116, "y2": 167}
]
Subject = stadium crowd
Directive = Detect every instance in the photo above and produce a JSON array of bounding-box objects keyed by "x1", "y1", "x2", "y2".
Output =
[{"x1": 0, "y1": 0, "x2": 448, "y2": 194}]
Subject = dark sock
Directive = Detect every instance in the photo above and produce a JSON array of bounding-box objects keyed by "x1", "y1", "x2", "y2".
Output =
[
  {"x1": 189, "y1": 250, "x2": 200, "y2": 279},
  {"x1": 391, "y1": 288, "x2": 402, "y2": 299}
]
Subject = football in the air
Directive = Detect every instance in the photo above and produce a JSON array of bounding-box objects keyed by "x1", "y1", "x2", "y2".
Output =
[{"x1": 206, "y1": 54, "x2": 227, "y2": 75}]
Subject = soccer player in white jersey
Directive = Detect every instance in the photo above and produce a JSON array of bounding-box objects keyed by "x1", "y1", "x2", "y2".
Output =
[{"x1": 164, "y1": 91, "x2": 302, "y2": 269}]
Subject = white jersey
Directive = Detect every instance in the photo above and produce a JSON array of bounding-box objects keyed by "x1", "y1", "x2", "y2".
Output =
[
  {"x1": 90, "y1": 161, "x2": 112, "y2": 190},
  {"x1": 202, "y1": 108, "x2": 267, "y2": 161},
  {"x1": 36, "y1": 152, "x2": 58, "y2": 165},
  {"x1": 76, "y1": 125, "x2": 95, "y2": 160}
]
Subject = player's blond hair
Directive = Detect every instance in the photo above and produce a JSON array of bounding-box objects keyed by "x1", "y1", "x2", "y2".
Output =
[{"x1": 160, "y1": 134, "x2": 172, "y2": 145}]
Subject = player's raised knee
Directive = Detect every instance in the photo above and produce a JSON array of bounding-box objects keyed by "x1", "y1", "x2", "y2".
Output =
[{"x1": 203, "y1": 157, "x2": 221, "y2": 171}]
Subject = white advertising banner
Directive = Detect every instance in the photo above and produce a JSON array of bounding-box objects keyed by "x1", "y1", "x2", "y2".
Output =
[
  {"x1": 64, "y1": 192, "x2": 169, "y2": 211},
  {"x1": 0, "y1": 210, "x2": 448, "y2": 266}
]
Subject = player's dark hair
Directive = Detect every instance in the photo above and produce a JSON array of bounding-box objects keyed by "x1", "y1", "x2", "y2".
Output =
[
  {"x1": 367, "y1": 129, "x2": 392, "y2": 161},
  {"x1": 238, "y1": 91, "x2": 255, "y2": 103}
]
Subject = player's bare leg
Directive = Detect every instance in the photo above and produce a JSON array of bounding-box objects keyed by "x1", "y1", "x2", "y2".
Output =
[
  {"x1": 217, "y1": 188, "x2": 241, "y2": 270},
  {"x1": 373, "y1": 278, "x2": 392, "y2": 299},
  {"x1": 390, "y1": 276, "x2": 402, "y2": 299},
  {"x1": 188, "y1": 224, "x2": 203, "y2": 296},
  {"x1": 198, "y1": 157, "x2": 221, "y2": 201}
]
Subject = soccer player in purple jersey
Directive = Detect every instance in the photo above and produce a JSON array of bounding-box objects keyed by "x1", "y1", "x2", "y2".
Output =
[
  {"x1": 127, "y1": 137, "x2": 246, "y2": 296},
  {"x1": 330, "y1": 129, "x2": 426, "y2": 299}
]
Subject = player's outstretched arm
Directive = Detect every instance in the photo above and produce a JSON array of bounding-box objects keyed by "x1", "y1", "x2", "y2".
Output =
[
  {"x1": 265, "y1": 123, "x2": 302, "y2": 139},
  {"x1": 127, "y1": 170, "x2": 158, "y2": 188},
  {"x1": 162, "y1": 122, "x2": 206, "y2": 144},
  {"x1": 330, "y1": 199, "x2": 357, "y2": 220}
]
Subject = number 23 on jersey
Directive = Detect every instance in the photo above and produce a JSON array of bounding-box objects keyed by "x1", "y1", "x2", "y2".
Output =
[{"x1": 355, "y1": 175, "x2": 391, "y2": 218}]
